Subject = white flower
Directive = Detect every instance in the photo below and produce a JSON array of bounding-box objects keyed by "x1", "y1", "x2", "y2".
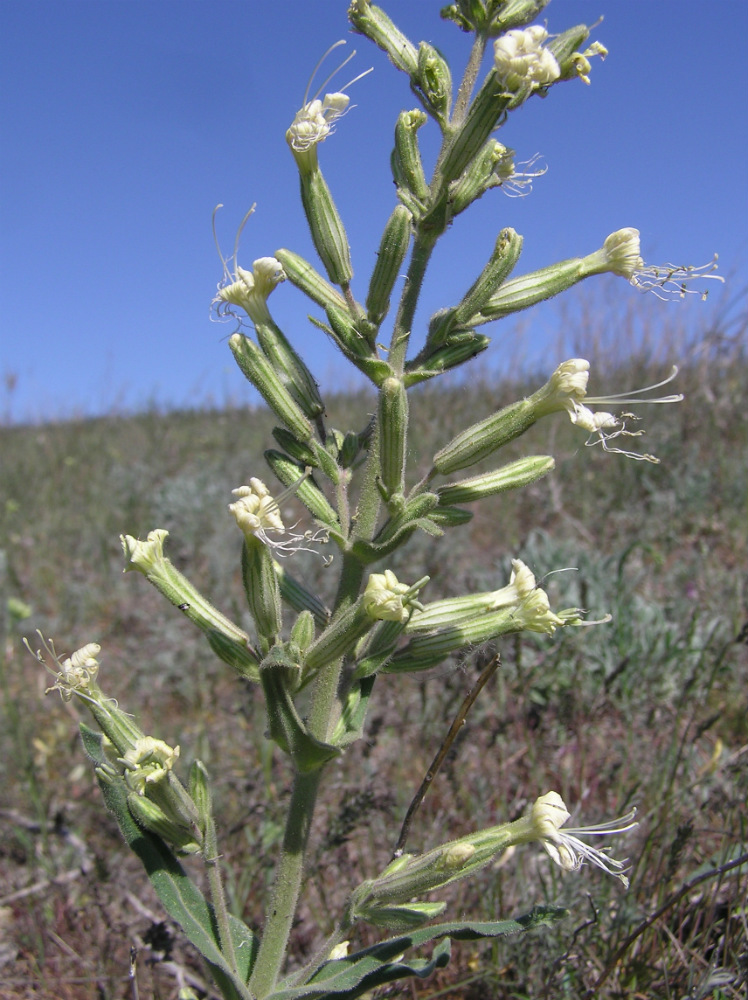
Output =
[
  {"x1": 363, "y1": 570, "x2": 413, "y2": 622},
  {"x1": 215, "y1": 254, "x2": 285, "y2": 327},
  {"x1": 212, "y1": 204, "x2": 286, "y2": 327},
  {"x1": 541, "y1": 359, "x2": 683, "y2": 463},
  {"x1": 285, "y1": 41, "x2": 372, "y2": 167},
  {"x1": 229, "y1": 476, "x2": 328, "y2": 556},
  {"x1": 497, "y1": 151, "x2": 547, "y2": 197},
  {"x1": 530, "y1": 791, "x2": 637, "y2": 887},
  {"x1": 121, "y1": 736, "x2": 180, "y2": 795},
  {"x1": 26, "y1": 632, "x2": 102, "y2": 703},
  {"x1": 585, "y1": 229, "x2": 724, "y2": 301},
  {"x1": 286, "y1": 93, "x2": 351, "y2": 153},
  {"x1": 493, "y1": 26, "x2": 560, "y2": 95}
]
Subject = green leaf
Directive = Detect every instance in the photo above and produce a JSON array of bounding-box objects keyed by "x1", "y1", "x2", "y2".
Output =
[
  {"x1": 260, "y1": 660, "x2": 342, "y2": 772},
  {"x1": 80, "y1": 725, "x2": 257, "y2": 1000},
  {"x1": 270, "y1": 908, "x2": 567, "y2": 999},
  {"x1": 269, "y1": 936, "x2": 451, "y2": 1000}
]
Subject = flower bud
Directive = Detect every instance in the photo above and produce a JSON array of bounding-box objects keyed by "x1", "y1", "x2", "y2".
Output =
[
  {"x1": 441, "y1": 0, "x2": 552, "y2": 34},
  {"x1": 391, "y1": 110, "x2": 430, "y2": 213},
  {"x1": 415, "y1": 42, "x2": 451, "y2": 121},
  {"x1": 274, "y1": 248, "x2": 347, "y2": 313},
  {"x1": 378, "y1": 377, "x2": 408, "y2": 501},
  {"x1": 431, "y1": 398, "x2": 534, "y2": 475},
  {"x1": 363, "y1": 569, "x2": 412, "y2": 623},
  {"x1": 241, "y1": 535, "x2": 282, "y2": 647},
  {"x1": 303, "y1": 600, "x2": 374, "y2": 676},
  {"x1": 448, "y1": 140, "x2": 514, "y2": 216},
  {"x1": 348, "y1": 0, "x2": 419, "y2": 76},
  {"x1": 229, "y1": 333, "x2": 313, "y2": 442},
  {"x1": 255, "y1": 319, "x2": 324, "y2": 419},
  {"x1": 451, "y1": 228, "x2": 523, "y2": 327},
  {"x1": 439, "y1": 67, "x2": 513, "y2": 183},
  {"x1": 404, "y1": 332, "x2": 491, "y2": 386},
  {"x1": 436, "y1": 455, "x2": 554, "y2": 505},
  {"x1": 299, "y1": 168, "x2": 353, "y2": 287},
  {"x1": 289, "y1": 610, "x2": 316, "y2": 657},
  {"x1": 365, "y1": 205, "x2": 412, "y2": 326},
  {"x1": 126, "y1": 792, "x2": 202, "y2": 855},
  {"x1": 188, "y1": 759, "x2": 212, "y2": 834},
  {"x1": 271, "y1": 427, "x2": 319, "y2": 470}
]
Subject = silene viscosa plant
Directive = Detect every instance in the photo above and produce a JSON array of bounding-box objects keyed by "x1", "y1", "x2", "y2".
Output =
[{"x1": 29, "y1": 2, "x2": 723, "y2": 997}]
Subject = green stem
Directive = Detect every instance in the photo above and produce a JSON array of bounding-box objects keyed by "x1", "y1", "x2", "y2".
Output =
[
  {"x1": 248, "y1": 557, "x2": 364, "y2": 998},
  {"x1": 248, "y1": 769, "x2": 323, "y2": 998},
  {"x1": 203, "y1": 815, "x2": 246, "y2": 994},
  {"x1": 387, "y1": 231, "x2": 437, "y2": 374}
]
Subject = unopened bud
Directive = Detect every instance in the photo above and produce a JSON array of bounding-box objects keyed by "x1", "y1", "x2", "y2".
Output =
[
  {"x1": 229, "y1": 333, "x2": 313, "y2": 442},
  {"x1": 415, "y1": 42, "x2": 451, "y2": 121},
  {"x1": 366, "y1": 205, "x2": 412, "y2": 325},
  {"x1": 127, "y1": 792, "x2": 202, "y2": 854},
  {"x1": 391, "y1": 110, "x2": 430, "y2": 212},
  {"x1": 378, "y1": 377, "x2": 409, "y2": 501},
  {"x1": 437, "y1": 455, "x2": 554, "y2": 505},
  {"x1": 255, "y1": 320, "x2": 324, "y2": 419},
  {"x1": 348, "y1": 0, "x2": 419, "y2": 76},
  {"x1": 299, "y1": 168, "x2": 353, "y2": 287},
  {"x1": 274, "y1": 248, "x2": 347, "y2": 313},
  {"x1": 452, "y1": 228, "x2": 523, "y2": 326}
]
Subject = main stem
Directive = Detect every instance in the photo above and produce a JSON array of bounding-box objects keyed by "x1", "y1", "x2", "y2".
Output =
[
  {"x1": 248, "y1": 768, "x2": 323, "y2": 999},
  {"x1": 248, "y1": 555, "x2": 365, "y2": 998}
]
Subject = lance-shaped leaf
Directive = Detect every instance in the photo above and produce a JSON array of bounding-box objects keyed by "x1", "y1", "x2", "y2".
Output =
[
  {"x1": 271, "y1": 908, "x2": 567, "y2": 999},
  {"x1": 79, "y1": 725, "x2": 256, "y2": 1000}
]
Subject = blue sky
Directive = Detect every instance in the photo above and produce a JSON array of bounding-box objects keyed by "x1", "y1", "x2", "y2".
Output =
[{"x1": 2, "y1": 0, "x2": 747, "y2": 424}]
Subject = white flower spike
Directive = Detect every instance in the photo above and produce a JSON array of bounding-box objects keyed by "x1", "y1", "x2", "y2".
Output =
[{"x1": 530, "y1": 791, "x2": 638, "y2": 887}]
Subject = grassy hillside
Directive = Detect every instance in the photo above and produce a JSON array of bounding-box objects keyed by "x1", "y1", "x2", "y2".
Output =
[{"x1": 1, "y1": 310, "x2": 747, "y2": 999}]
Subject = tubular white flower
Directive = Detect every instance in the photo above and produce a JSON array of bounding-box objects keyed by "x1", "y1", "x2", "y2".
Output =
[
  {"x1": 285, "y1": 41, "x2": 372, "y2": 170},
  {"x1": 493, "y1": 26, "x2": 560, "y2": 95},
  {"x1": 407, "y1": 558, "x2": 538, "y2": 632},
  {"x1": 229, "y1": 476, "x2": 328, "y2": 556},
  {"x1": 287, "y1": 93, "x2": 351, "y2": 153},
  {"x1": 212, "y1": 204, "x2": 286, "y2": 326},
  {"x1": 538, "y1": 359, "x2": 684, "y2": 463},
  {"x1": 215, "y1": 256, "x2": 286, "y2": 326},
  {"x1": 529, "y1": 791, "x2": 637, "y2": 887},
  {"x1": 584, "y1": 228, "x2": 724, "y2": 301}
]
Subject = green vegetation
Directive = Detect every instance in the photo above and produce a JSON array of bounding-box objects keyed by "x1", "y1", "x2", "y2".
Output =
[{"x1": 2, "y1": 298, "x2": 746, "y2": 999}]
